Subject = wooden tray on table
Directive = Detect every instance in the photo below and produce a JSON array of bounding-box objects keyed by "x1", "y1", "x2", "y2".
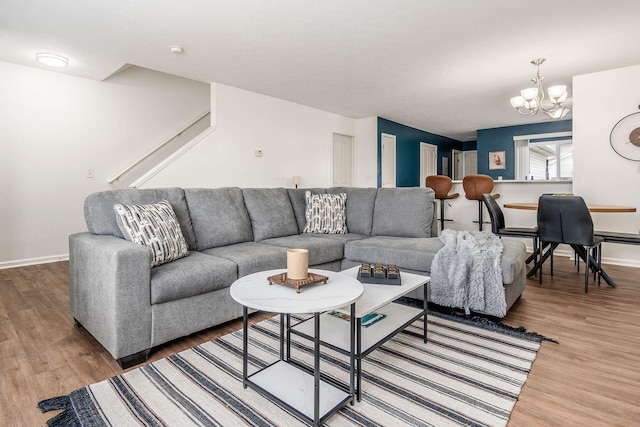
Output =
[{"x1": 267, "y1": 272, "x2": 329, "y2": 293}]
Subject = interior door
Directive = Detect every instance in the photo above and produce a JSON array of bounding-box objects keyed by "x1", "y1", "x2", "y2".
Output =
[
  {"x1": 464, "y1": 150, "x2": 478, "y2": 175},
  {"x1": 452, "y1": 149, "x2": 463, "y2": 180},
  {"x1": 381, "y1": 133, "x2": 396, "y2": 187},
  {"x1": 420, "y1": 143, "x2": 438, "y2": 186},
  {"x1": 332, "y1": 133, "x2": 354, "y2": 186}
]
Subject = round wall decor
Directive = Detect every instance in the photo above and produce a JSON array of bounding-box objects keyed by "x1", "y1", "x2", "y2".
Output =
[{"x1": 610, "y1": 110, "x2": 640, "y2": 161}]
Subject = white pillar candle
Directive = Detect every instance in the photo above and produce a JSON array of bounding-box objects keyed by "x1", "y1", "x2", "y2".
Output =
[{"x1": 287, "y1": 249, "x2": 309, "y2": 280}]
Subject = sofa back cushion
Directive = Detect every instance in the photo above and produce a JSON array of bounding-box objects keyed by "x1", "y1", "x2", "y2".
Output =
[
  {"x1": 371, "y1": 187, "x2": 435, "y2": 238},
  {"x1": 84, "y1": 188, "x2": 197, "y2": 250},
  {"x1": 242, "y1": 188, "x2": 299, "y2": 241},
  {"x1": 184, "y1": 188, "x2": 253, "y2": 250},
  {"x1": 327, "y1": 187, "x2": 377, "y2": 235},
  {"x1": 287, "y1": 188, "x2": 326, "y2": 232}
]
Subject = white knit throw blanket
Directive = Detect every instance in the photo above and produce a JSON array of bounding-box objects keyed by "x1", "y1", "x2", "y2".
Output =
[{"x1": 430, "y1": 229, "x2": 506, "y2": 317}]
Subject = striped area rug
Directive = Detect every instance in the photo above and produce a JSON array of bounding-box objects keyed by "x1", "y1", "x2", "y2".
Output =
[{"x1": 40, "y1": 312, "x2": 542, "y2": 427}]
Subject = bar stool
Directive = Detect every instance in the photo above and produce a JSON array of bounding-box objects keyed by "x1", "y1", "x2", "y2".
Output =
[
  {"x1": 426, "y1": 175, "x2": 459, "y2": 233},
  {"x1": 462, "y1": 174, "x2": 500, "y2": 231}
]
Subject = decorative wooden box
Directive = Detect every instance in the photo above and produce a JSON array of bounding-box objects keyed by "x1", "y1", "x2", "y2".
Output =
[{"x1": 356, "y1": 263, "x2": 401, "y2": 285}]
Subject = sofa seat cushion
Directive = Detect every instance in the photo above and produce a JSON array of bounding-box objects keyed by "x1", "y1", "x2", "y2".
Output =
[
  {"x1": 345, "y1": 236, "x2": 442, "y2": 271},
  {"x1": 150, "y1": 251, "x2": 237, "y2": 304},
  {"x1": 260, "y1": 234, "x2": 344, "y2": 265},
  {"x1": 345, "y1": 236, "x2": 526, "y2": 285},
  {"x1": 499, "y1": 240, "x2": 527, "y2": 285},
  {"x1": 203, "y1": 242, "x2": 288, "y2": 277},
  {"x1": 185, "y1": 188, "x2": 254, "y2": 250},
  {"x1": 302, "y1": 232, "x2": 368, "y2": 244}
]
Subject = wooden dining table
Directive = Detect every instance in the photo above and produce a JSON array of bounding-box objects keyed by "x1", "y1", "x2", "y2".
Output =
[{"x1": 504, "y1": 202, "x2": 636, "y2": 213}]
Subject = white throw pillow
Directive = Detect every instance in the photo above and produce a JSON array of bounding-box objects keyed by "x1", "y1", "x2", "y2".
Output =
[
  {"x1": 303, "y1": 191, "x2": 348, "y2": 234},
  {"x1": 113, "y1": 200, "x2": 189, "y2": 267}
]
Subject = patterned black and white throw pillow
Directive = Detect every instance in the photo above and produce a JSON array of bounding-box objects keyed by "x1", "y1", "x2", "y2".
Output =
[
  {"x1": 113, "y1": 200, "x2": 189, "y2": 267},
  {"x1": 303, "y1": 191, "x2": 348, "y2": 234}
]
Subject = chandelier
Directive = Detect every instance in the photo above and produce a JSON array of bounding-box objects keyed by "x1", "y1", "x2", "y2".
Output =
[{"x1": 510, "y1": 58, "x2": 570, "y2": 119}]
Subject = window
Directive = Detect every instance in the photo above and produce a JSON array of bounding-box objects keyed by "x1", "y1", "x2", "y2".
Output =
[{"x1": 514, "y1": 132, "x2": 572, "y2": 180}]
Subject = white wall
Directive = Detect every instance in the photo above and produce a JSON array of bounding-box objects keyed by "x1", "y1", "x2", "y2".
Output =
[
  {"x1": 143, "y1": 84, "x2": 370, "y2": 189},
  {"x1": 354, "y1": 116, "x2": 378, "y2": 187},
  {"x1": 573, "y1": 64, "x2": 640, "y2": 267},
  {"x1": 0, "y1": 61, "x2": 210, "y2": 267},
  {"x1": 0, "y1": 64, "x2": 377, "y2": 267}
]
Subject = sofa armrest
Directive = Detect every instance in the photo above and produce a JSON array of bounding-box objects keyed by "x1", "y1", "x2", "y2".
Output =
[{"x1": 69, "y1": 232, "x2": 152, "y2": 360}]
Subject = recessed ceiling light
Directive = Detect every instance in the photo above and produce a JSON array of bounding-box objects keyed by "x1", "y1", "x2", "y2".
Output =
[
  {"x1": 169, "y1": 46, "x2": 183, "y2": 54},
  {"x1": 36, "y1": 52, "x2": 69, "y2": 67}
]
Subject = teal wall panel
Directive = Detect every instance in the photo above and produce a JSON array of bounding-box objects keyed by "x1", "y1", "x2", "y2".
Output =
[
  {"x1": 476, "y1": 120, "x2": 572, "y2": 179},
  {"x1": 377, "y1": 118, "x2": 462, "y2": 187}
]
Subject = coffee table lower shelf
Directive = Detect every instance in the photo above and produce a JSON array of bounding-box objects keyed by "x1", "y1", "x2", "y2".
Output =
[
  {"x1": 247, "y1": 361, "x2": 351, "y2": 422},
  {"x1": 290, "y1": 301, "x2": 425, "y2": 401},
  {"x1": 291, "y1": 303, "x2": 423, "y2": 355}
]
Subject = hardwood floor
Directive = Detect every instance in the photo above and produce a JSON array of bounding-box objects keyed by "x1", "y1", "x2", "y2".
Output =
[{"x1": 1, "y1": 258, "x2": 638, "y2": 426}]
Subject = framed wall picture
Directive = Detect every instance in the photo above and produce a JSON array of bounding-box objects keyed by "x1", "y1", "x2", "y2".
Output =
[{"x1": 489, "y1": 150, "x2": 506, "y2": 170}]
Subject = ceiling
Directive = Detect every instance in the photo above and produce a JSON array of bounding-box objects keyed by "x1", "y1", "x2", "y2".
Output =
[{"x1": 2, "y1": 1, "x2": 640, "y2": 141}]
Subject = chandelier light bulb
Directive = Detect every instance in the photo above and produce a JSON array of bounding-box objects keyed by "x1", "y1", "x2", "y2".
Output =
[
  {"x1": 510, "y1": 96, "x2": 524, "y2": 108},
  {"x1": 36, "y1": 52, "x2": 69, "y2": 67},
  {"x1": 521, "y1": 87, "x2": 539, "y2": 101},
  {"x1": 548, "y1": 85, "x2": 567, "y2": 101}
]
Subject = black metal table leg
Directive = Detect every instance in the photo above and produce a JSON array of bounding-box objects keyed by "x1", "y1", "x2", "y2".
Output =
[
  {"x1": 242, "y1": 306, "x2": 248, "y2": 389},
  {"x1": 423, "y1": 283, "x2": 428, "y2": 343},
  {"x1": 286, "y1": 313, "x2": 291, "y2": 361},
  {"x1": 279, "y1": 313, "x2": 284, "y2": 361},
  {"x1": 350, "y1": 303, "x2": 356, "y2": 405},
  {"x1": 314, "y1": 312, "x2": 320, "y2": 426},
  {"x1": 356, "y1": 320, "x2": 362, "y2": 401}
]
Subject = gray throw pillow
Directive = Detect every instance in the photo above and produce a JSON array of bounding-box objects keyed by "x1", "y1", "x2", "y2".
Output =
[{"x1": 113, "y1": 200, "x2": 189, "y2": 267}]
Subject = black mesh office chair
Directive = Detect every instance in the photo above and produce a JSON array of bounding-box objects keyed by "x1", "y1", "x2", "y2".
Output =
[
  {"x1": 482, "y1": 194, "x2": 538, "y2": 265},
  {"x1": 537, "y1": 195, "x2": 604, "y2": 293}
]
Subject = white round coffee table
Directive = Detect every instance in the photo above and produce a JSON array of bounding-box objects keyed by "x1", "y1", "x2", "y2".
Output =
[{"x1": 230, "y1": 269, "x2": 363, "y2": 426}]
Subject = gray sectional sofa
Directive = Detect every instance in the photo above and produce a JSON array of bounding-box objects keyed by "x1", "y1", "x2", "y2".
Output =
[{"x1": 69, "y1": 186, "x2": 527, "y2": 368}]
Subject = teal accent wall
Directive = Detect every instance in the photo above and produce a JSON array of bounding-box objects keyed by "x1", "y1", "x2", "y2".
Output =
[
  {"x1": 377, "y1": 118, "x2": 462, "y2": 187},
  {"x1": 477, "y1": 120, "x2": 572, "y2": 180}
]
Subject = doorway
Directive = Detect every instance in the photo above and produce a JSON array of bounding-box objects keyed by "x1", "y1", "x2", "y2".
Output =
[
  {"x1": 420, "y1": 143, "x2": 438, "y2": 186},
  {"x1": 381, "y1": 133, "x2": 396, "y2": 187},
  {"x1": 332, "y1": 133, "x2": 354, "y2": 186},
  {"x1": 452, "y1": 149, "x2": 477, "y2": 180}
]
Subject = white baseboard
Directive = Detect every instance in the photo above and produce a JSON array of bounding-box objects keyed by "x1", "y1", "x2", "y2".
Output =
[
  {"x1": 525, "y1": 246, "x2": 640, "y2": 269},
  {"x1": 0, "y1": 254, "x2": 69, "y2": 270}
]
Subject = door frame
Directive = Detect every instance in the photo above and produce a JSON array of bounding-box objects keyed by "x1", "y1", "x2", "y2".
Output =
[
  {"x1": 380, "y1": 133, "x2": 396, "y2": 187},
  {"x1": 331, "y1": 132, "x2": 355, "y2": 187},
  {"x1": 419, "y1": 142, "x2": 438, "y2": 186}
]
